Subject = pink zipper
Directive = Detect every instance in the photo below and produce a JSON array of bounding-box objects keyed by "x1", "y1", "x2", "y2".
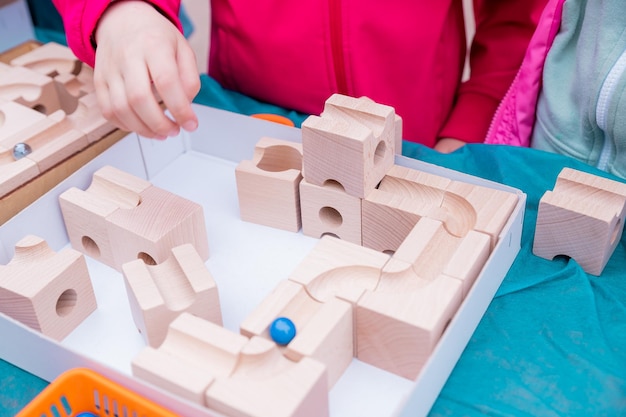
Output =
[{"x1": 329, "y1": 0, "x2": 348, "y2": 94}]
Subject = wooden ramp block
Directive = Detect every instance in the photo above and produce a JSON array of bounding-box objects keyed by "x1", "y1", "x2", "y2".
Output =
[
  {"x1": 0, "y1": 100, "x2": 47, "y2": 141},
  {"x1": 0, "y1": 235, "x2": 97, "y2": 340},
  {"x1": 299, "y1": 179, "x2": 362, "y2": 245},
  {"x1": 59, "y1": 165, "x2": 210, "y2": 271},
  {"x1": 533, "y1": 168, "x2": 626, "y2": 275},
  {"x1": 9, "y1": 42, "x2": 81, "y2": 77},
  {"x1": 240, "y1": 279, "x2": 353, "y2": 389},
  {"x1": 442, "y1": 230, "x2": 492, "y2": 297},
  {"x1": 0, "y1": 147, "x2": 39, "y2": 198},
  {"x1": 235, "y1": 137, "x2": 303, "y2": 232},
  {"x1": 122, "y1": 244, "x2": 222, "y2": 347},
  {"x1": 133, "y1": 313, "x2": 329, "y2": 417},
  {"x1": 301, "y1": 94, "x2": 396, "y2": 198}
]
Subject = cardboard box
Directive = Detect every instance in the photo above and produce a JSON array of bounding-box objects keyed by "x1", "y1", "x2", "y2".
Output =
[{"x1": 0, "y1": 104, "x2": 526, "y2": 417}]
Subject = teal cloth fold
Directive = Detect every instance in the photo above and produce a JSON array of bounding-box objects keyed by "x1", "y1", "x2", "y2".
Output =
[{"x1": 2, "y1": 69, "x2": 625, "y2": 415}]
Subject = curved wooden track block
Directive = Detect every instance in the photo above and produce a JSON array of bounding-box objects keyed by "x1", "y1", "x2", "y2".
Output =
[
  {"x1": 133, "y1": 313, "x2": 329, "y2": 417},
  {"x1": 9, "y1": 42, "x2": 81, "y2": 77},
  {"x1": 533, "y1": 167, "x2": 626, "y2": 275},
  {"x1": 356, "y1": 217, "x2": 490, "y2": 379},
  {"x1": 235, "y1": 137, "x2": 303, "y2": 232},
  {"x1": 122, "y1": 243, "x2": 222, "y2": 347},
  {"x1": 0, "y1": 235, "x2": 97, "y2": 341},
  {"x1": 59, "y1": 165, "x2": 210, "y2": 271},
  {"x1": 301, "y1": 94, "x2": 396, "y2": 198}
]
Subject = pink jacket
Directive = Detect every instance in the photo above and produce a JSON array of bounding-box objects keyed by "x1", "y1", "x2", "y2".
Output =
[
  {"x1": 53, "y1": 0, "x2": 546, "y2": 146},
  {"x1": 485, "y1": 0, "x2": 565, "y2": 146}
]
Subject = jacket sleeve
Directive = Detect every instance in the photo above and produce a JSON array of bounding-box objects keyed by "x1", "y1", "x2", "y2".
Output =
[
  {"x1": 438, "y1": 0, "x2": 547, "y2": 144},
  {"x1": 51, "y1": 0, "x2": 182, "y2": 68}
]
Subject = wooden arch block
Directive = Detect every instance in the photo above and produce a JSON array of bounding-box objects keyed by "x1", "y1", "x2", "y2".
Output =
[
  {"x1": 299, "y1": 179, "x2": 362, "y2": 245},
  {"x1": 243, "y1": 236, "x2": 390, "y2": 387},
  {"x1": 533, "y1": 168, "x2": 626, "y2": 275},
  {"x1": 133, "y1": 313, "x2": 329, "y2": 417},
  {"x1": 235, "y1": 137, "x2": 303, "y2": 232},
  {"x1": 122, "y1": 243, "x2": 222, "y2": 347},
  {"x1": 0, "y1": 235, "x2": 97, "y2": 340},
  {"x1": 301, "y1": 94, "x2": 396, "y2": 198},
  {"x1": 59, "y1": 165, "x2": 210, "y2": 271},
  {"x1": 240, "y1": 279, "x2": 353, "y2": 389}
]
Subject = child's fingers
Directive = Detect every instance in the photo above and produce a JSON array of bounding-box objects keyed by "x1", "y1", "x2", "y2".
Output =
[
  {"x1": 147, "y1": 45, "x2": 198, "y2": 133},
  {"x1": 123, "y1": 60, "x2": 179, "y2": 138},
  {"x1": 176, "y1": 40, "x2": 201, "y2": 101}
]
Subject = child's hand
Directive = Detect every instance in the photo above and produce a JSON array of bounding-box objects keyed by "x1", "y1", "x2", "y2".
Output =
[{"x1": 93, "y1": 0, "x2": 200, "y2": 139}]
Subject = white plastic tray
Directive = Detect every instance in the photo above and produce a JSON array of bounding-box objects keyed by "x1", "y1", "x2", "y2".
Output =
[{"x1": 0, "y1": 104, "x2": 526, "y2": 417}]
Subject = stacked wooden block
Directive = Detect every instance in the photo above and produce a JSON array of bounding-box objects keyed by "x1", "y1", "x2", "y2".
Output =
[{"x1": 233, "y1": 94, "x2": 519, "y2": 392}]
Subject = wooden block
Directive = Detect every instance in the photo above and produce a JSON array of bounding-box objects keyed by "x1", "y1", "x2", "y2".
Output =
[
  {"x1": 356, "y1": 265, "x2": 462, "y2": 380},
  {"x1": 9, "y1": 42, "x2": 80, "y2": 77},
  {"x1": 59, "y1": 165, "x2": 210, "y2": 271},
  {"x1": 0, "y1": 100, "x2": 47, "y2": 141},
  {"x1": 299, "y1": 179, "x2": 362, "y2": 245},
  {"x1": 2, "y1": 110, "x2": 88, "y2": 173},
  {"x1": 442, "y1": 230, "x2": 492, "y2": 297},
  {"x1": 67, "y1": 93, "x2": 116, "y2": 143},
  {"x1": 240, "y1": 279, "x2": 353, "y2": 388},
  {"x1": 133, "y1": 313, "x2": 329, "y2": 417},
  {"x1": 122, "y1": 243, "x2": 222, "y2": 347},
  {"x1": 301, "y1": 94, "x2": 396, "y2": 198},
  {"x1": 0, "y1": 146, "x2": 39, "y2": 198},
  {"x1": 0, "y1": 235, "x2": 97, "y2": 340},
  {"x1": 361, "y1": 187, "x2": 433, "y2": 253},
  {"x1": 235, "y1": 137, "x2": 303, "y2": 232},
  {"x1": 445, "y1": 180, "x2": 518, "y2": 247},
  {"x1": 533, "y1": 167, "x2": 626, "y2": 275},
  {"x1": 0, "y1": 64, "x2": 63, "y2": 115}
]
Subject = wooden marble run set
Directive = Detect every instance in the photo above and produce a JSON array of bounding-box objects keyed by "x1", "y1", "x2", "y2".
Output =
[
  {"x1": 0, "y1": 41, "x2": 117, "y2": 219},
  {"x1": 1, "y1": 92, "x2": 624, "y2": 417}
]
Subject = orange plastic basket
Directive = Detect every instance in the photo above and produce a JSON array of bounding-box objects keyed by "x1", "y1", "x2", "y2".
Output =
[{"x1": 16, "y1": 368, "x2": 179, "y2": 417}]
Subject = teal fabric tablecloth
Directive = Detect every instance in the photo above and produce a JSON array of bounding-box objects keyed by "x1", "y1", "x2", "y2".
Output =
[{"x1": 2, "y1": 74, "x2": 625, "y2": 416}]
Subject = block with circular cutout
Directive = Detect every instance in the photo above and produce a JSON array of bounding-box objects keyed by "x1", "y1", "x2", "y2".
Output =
[
  {"x1": 0, "y1": 235, "x2": 97, "y2": 341},
  {"x1": 301, "y1": 94, "x2": 396, "y2": 199},
  {"x1": 59, "y1": 165, "x2": 209, "y2": 271}
]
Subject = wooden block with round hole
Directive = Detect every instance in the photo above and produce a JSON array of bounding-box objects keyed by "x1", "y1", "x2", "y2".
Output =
[
  {"x1": 235, "y1": 137, "x2": 303, "y2": 232},
  {"x1": 301, "y1": 94, "x2": 396, "y2": 199},
  {"x1": 533, "y1": 167, "x2": 626, "y2": 275},
  {"x1": 122, "y1": 243, "x2": 222, "y2": 347},
  {"x1": 59, "y1": 165, "x2": 209, "y2": 271},
  {"x1": 0, "y1": 235, "x2": 97, "y2": 341},
  {"x1": 299, "y1": 179, "x2": 361, "y2": 245}
]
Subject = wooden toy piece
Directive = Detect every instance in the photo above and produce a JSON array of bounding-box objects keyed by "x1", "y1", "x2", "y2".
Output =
[
  {"x1": 242, "y1": 236, "x2": 390, "y2": 387},
  {"x1": 356, "y1": 218, "x2": 465, "y2": 380},
  {"x1": 59, "y1": 165, "x2": 210, "y2": 271},
  {"x1": 235, "y1": 137, "x2": 303, "y2": 232},
  {"x1": 446, "y1": 180, "x2": 519, "y2": 248},
  {"x1": 9, "y1": 42, "x2": 81, "y2": 77},
  {"x1": 66, "y1": 93, "x2": 117, "y2": 143},
  {"x1": 299, "y1": 178, "x2": 362, "y2": 245},
  {"x1": 2, "y1": 109, "x2": 88, "y2": 173},
  {"x1": 0, "y1": 63, "x2": 63, "y2": 115},
  {"x1": 122, "y1": 243, "x2": 222, "y2": 347},
  {"x1": 0, "y1": 100, "x2": 47, "y2": 142},
  {"x1": 0, "y1": 235, "x2": 97, "y2": 341},
  {"x1": 533, "y1": 167, "x2": 626, "y2": 275},
  {"x1": 133, "y1": 313, "x2": 329, "y2": 417},
  {"x1": 301, "y1": 94, "x2": 396, "y2": 198},
  {"x1": 394, "y1": 114, "x2": 403, "y2": 155},
  {"x1": 240, "y1": 278, "x2": 353, "y2": 389},
  {"x1": 0, "y1": 144, "x2": 39, "y2": 198}
]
